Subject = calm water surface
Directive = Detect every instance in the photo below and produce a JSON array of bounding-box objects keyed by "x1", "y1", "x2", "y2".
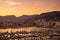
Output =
[{"x1": 0, "y1": 27, "x2": 41, "y2": 33}]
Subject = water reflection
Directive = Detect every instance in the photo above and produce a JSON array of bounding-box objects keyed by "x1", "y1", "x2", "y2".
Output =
[
  {"x1": 0, "y1": 27, "x2": 59, "y2": 40},
  {"x1": 0, "y1": 27, "x2": 40, "y2": 33}
]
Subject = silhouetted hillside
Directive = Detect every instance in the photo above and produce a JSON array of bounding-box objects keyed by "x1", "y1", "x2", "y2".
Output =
[
  {"x1": 19, "y1": 11, "x2": 60, "y2": 21},
  {"x1": 37, "y1": 11, "x2": 60, "y2": 21},
  {"x1": 0, "y1": 15, "x2": 17, "y2": 22},
  {"x1": 0, "y1": 11, "x2": 60, "y2": 28},
  {"x1": 0, "y1": 11, "x2": 60, "y2": 22}
]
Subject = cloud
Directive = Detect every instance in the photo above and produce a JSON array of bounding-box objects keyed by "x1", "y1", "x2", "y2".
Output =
[
  {"x1": 5, "y1": 1, "x2": 22, "y2": 5},
  {"x1": 0, "y1": 0, "x2": 59, "y2": 7},
  {"x1": 0, "y1": 0, "x2": 22, "y2": 6}
]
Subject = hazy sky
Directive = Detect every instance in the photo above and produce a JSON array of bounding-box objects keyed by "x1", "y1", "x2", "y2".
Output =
[{"x1": 0, "y1": 0, "x2": 60, "y2": 17}]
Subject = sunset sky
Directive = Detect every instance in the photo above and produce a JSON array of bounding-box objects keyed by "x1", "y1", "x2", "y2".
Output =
[{"x1": 0, "y1": 0, "x2": 60, "y2": 17}]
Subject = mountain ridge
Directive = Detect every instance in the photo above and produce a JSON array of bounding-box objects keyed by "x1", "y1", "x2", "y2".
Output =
[{"x1": 0, "y1": 11, "x2": 60, "y2": 22}]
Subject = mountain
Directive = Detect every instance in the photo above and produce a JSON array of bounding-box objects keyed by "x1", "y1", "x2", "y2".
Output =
[
  {"x1": 33, "y1": 11, "x2": 60, "y2": 21},
  {"x1": 0, "y1": 11, "x2": 60, "y2": 22},
  {"x1": 0, "y1": 15, "x2": 38, "y2": 22},
  {"x1": 0, "y1": 11, "x2": 60, "y2": 28},
  {"x1": 0, "y1": 15, "x2": 17, "y2": 22},
  {"x1": 40, "y1": 11, "x2": 60, "y2": 20},
  {"x1": 18, "y1": 15, "x2": 37, "y2": 21}
]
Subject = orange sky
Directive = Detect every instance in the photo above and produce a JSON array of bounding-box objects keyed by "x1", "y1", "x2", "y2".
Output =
[{"x1": 0, "y1": 0, "x2": 60, "y2": 17}]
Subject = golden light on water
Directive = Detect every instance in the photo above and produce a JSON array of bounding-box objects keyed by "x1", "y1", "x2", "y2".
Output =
[{"x1": 0, "y1": 27, "x2": 40, "y2": 33}]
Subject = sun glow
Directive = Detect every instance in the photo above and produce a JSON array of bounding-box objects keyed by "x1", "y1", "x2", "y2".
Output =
[{"x1": 0, "y1": 0, "x2": 60, "y2": 17}]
